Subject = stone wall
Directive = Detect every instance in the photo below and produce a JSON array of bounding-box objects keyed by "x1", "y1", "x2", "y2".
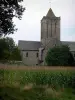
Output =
[
  {"x1": 22, "y1": 50, "x2": 39, "y2": 66},
  {"x1": 41, "y1": 17, "x2": 60, "y2": 47}
]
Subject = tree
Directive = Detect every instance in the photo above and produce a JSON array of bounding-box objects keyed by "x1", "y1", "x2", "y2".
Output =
[
  {"x1": 0, "y1": 38, "x2": 8, "y2": 60},
  {"x1": 0, "y1": 37, "x2": 22, "y2": 61},
  {"x1": 11, "y1": 47, "x2": 22, "y2": 61},
  {"x1": 0, "y1": 0, "x2": 25, "y2": 36},
  {"x1": 45, "y1": 45, "x2": 75, "y2": 66},
  {"x1": 5, "y1": 37, "x2": 15, "y2": 52}
]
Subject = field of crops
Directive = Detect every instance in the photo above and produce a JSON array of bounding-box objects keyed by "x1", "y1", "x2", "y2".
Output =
[{"x1": 0, "y1": 66, "x2": 75, "y2": 100}]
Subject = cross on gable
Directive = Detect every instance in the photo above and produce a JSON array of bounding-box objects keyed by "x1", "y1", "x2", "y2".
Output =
[
  {"x1": 49, "y1": 0, "x2": 57, "y2": 8},
  {"x1": 49, "y1": 0, "x2": 52, "y2": 8}
]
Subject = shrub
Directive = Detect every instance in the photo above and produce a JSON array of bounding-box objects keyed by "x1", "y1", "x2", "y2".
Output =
[{"x1": 45, "y1": 45, "x2": 75, "y2": 66}]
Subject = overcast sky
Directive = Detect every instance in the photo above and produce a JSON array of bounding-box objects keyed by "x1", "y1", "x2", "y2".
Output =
[{"x1": 9, "y1": 0, "x2": 75, "y2": 44}]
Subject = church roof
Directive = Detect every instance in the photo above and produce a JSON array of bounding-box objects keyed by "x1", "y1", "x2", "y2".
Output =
[
  {"x1": 62, "y1": 41, "x2": 75, "y2": 51},
  {"x1": 46, "y1": 8, "x2": 56, "y2": 17},
  {"x1": 18, "y1": 40, "x2": 41, "y2": 51}
]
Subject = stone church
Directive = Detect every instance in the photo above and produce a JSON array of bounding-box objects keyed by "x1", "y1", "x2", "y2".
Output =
[{"x1": 18, "y1": 8, "x2": 75, "y2": 65}]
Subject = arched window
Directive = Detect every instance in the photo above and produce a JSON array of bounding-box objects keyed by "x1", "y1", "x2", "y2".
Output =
[
  {"x1": 36, "y1": 53, "x2": 38, "y2": 58},
  {"x1": 55, "y1": 22, "x2": 57, "y2": 34},
  {"x1": 51, "y1": 20, "x2": 52, "y2": 37},
  {"x1": 55, "y1": 44, "x2": 56, "y2": 46},
  {"x1": 47, "y1": 21, "x2": 48, "y2": 38},
  {"x1": 26, "y1": 52, "x2": 28, "y2": 57}
]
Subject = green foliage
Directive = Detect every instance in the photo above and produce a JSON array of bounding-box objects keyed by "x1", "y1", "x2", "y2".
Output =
[
  {"x1": 0, "y1": 37, "x2": 21, "y2": 61},
  {"x1": 11, "y1": 47, "x2": 22, "y2": 61},
  {"x1": 45, "y1": 45, "x2": 75, "y2": 66},
  {"x1": 1, "y1": 69, "x2": 75, "y2": 100},
  {"x1": 0, "y1": 86, "x2": 75, "y2": 100},
  {"x1": 2, "y1": 70, "x2": 75, "y2": 88},
  {"x1": 0, "y1": 38, "x2": 8, "y2": 59},
  {"x1": 0, "y1": 0, "x2": 25, "y2": 36},
  {"x1": 0, "y1": 70, "x2": 4, "y2": 84}
]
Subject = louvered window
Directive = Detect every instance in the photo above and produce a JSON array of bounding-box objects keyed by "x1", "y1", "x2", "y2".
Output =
[{"x1": 26, "y1": 52, "x2": 28, "y2": 57}]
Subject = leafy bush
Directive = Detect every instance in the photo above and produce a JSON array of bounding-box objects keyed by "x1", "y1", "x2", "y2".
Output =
[{"x1": 45, "y1": 45, "x2": 75, "y2": 66}]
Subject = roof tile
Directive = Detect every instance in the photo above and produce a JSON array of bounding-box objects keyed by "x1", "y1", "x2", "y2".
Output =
[{"x1": 18, "y1": 40, "x2": 41, "y2": 51}]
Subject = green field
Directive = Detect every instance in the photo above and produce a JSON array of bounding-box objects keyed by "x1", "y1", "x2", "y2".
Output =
[{"x1": 0, "y1": 67, "x2": 75, "y2": 100}]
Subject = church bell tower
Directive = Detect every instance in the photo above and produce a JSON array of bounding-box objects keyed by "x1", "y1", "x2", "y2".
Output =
[{"x1": 41, "y1": 8, "x2": 60, "y2": 47}]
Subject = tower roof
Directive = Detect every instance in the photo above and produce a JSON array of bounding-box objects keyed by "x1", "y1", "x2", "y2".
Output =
[{"x1": 46, "y1": 8, "x2": 56, "y2": 17}]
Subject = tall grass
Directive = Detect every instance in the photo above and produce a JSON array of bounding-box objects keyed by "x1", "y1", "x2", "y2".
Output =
[{"x1": 0, "y1": 69, "x2": 75, "y2": 89}]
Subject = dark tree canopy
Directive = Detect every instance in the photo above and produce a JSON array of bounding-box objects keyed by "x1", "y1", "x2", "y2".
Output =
[
  {"x1": 0, "y1": 0, "x2": 25, "y2": 36},
  {"x1": 45, "y1": 45, "x2": 75, "y2": 66},
  {"x1": 0, "y1": 37, "x2": 22, "y2": 61}
]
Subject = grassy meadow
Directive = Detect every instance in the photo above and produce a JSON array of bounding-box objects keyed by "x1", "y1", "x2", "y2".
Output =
[{"x1": 0, "y1": 66, "x2": 75, "y2": 100}]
